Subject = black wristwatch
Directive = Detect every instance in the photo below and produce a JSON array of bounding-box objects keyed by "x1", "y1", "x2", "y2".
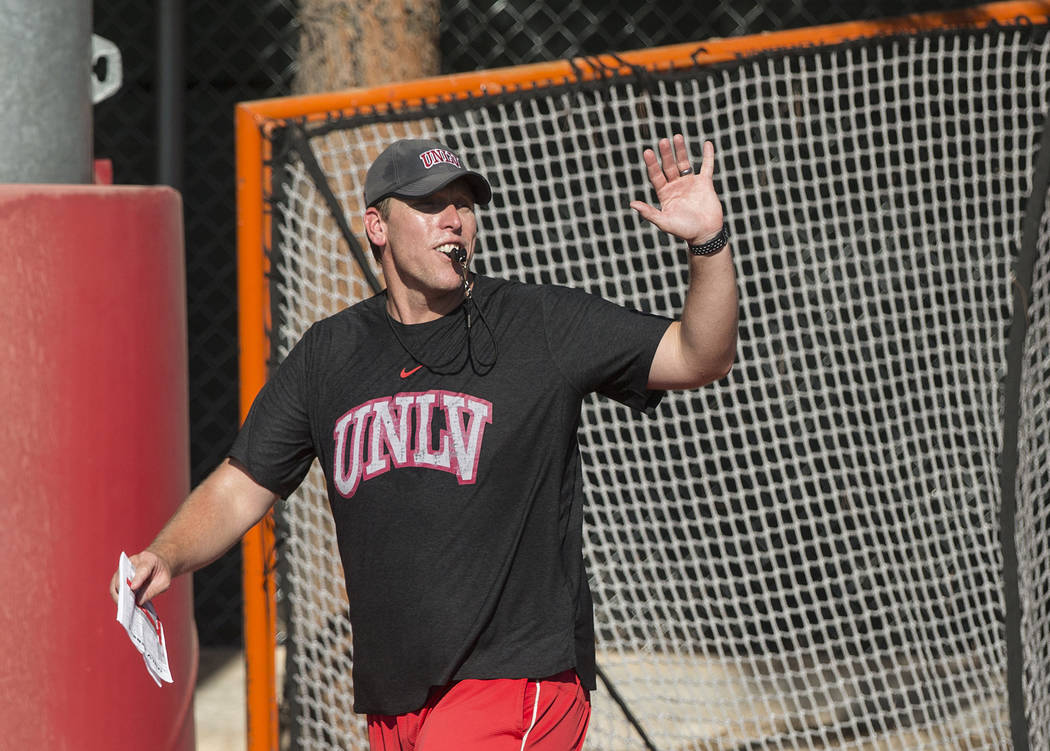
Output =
[{"x1": 688, "y1": 223, "x2": 730, "y2": 256}]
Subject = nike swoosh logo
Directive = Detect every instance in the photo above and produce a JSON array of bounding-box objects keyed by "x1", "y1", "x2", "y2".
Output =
[{"x1": 400, "y1": 365, "x2": 424, "y2": 379}]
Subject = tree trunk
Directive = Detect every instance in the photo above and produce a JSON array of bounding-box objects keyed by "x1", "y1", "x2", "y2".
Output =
[
  {"x1": 289, "y1": 1, "x2": 443, "y2": 330},
  {"x1": 295, "y1": 0, "x2": 441, "y2": 93}
]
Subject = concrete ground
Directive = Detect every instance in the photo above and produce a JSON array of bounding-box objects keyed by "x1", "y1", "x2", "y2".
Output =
[
  {"x1": 192, "y1": 648, "x2": 1007, "y2": 750},
  {"x1": 194, "y1": 648, "x2": 247, "y2": 751}
]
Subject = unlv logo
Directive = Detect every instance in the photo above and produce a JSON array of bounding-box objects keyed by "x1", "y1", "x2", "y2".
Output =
[
  {"x1": 419, "y1": 148, "x2": 462, "y2": 170},
  {"x1": 332, "y1": 390, "x2": 493, "y2": 498}
]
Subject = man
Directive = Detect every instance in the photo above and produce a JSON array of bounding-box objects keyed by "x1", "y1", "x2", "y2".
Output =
[{"x1": 111, "y1": 134, "x2": 737, "y2": 750}]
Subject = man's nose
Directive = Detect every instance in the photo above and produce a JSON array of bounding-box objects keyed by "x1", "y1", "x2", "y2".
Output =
[{"x1": 438, "y1": 202, "x2": 461, "y2": 228}]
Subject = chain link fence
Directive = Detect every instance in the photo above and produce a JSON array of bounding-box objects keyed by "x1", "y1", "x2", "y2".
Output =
[
  {"x1": 94, "y1": 0, "x2": 984, "y2": 647},
  {"x1": 94, "y1": 0, "x2": 299, "y2": 646}
]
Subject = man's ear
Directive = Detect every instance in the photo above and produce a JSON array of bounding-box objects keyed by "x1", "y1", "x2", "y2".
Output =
[{"x1": 364, "y1": 206, "x2": 386, "y2": 248}]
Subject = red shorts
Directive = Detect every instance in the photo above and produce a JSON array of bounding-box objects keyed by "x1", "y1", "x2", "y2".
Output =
[{"x1": 367, "y1": 669, "x2": 591, "y2": 751}]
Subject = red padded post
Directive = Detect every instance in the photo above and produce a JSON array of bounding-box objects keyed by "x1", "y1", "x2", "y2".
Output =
[{"x1": 0, "y1": 185, "x2": 196, "y2": 750}]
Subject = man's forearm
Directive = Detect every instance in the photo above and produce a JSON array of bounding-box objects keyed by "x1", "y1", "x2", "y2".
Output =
[
  {"x1": 677, "y1": 246, "x2": 738, "y2": 379},
  {"x1": 148, "y1": 459, "x2": 277, "y2": 578},
  {"x1": 649, "y1": 246, "x2": 738, "y2": 390}
]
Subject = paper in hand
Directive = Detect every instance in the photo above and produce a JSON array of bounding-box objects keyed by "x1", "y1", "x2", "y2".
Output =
[{"x1": 116, "y1": 552, "x2": 173, "y2": 686}]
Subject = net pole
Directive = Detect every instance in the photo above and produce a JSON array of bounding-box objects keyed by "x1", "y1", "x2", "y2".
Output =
[
  {"x1": 236, "y1": 102, "x2": 279, "y2": 751},
  {"x1": 999, "y1": 106, "x2": 1050, "y2": 751}
]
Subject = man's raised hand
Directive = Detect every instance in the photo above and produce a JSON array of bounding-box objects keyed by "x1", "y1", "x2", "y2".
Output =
[{"x1": 630, "y1": 135, "x2": 724, "y2": 247}]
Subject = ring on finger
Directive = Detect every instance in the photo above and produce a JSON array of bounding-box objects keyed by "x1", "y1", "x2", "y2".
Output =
[{"x1": 679, "y1": 165, "x2": 693, "y2": 175}]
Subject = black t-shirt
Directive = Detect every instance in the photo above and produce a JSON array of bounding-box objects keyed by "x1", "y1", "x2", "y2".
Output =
[{"x1": 229, "y1": 274, "x2": 671, "y2": 715}]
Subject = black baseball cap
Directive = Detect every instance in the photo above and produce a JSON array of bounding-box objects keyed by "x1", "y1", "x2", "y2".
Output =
[{"x1": 364, "y1": 138, "x2": 492, "y2": 208}]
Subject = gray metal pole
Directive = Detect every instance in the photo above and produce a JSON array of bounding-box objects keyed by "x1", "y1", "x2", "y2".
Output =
[
  {"x1": 0, "y1": 0, "x2": 93, "y2": 183},
  {"x1": 156, "y1": 0, "x2": 184, "y2": 190}
]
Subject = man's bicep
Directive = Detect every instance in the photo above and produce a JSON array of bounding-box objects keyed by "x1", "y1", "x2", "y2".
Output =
[
  {"x1": 647, "y1": 319, "x2": 733, "y2": 390},
  {"x1": 211, "y1": 457, "x2": 282, "y2": 527},
  {"x1": 649, "y1": 321, "x2": 717, "y2": 390},
  {"x1": 647, "y1": 321, "x2": 684, "y2": 389}
]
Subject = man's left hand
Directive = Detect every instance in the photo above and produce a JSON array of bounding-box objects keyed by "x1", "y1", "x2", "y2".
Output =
[{"x1": 630, "y1": 134, "x2": 724, "y2": 246}]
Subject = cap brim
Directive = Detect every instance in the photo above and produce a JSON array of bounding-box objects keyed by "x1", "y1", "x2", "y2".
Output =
[{"x1": 387, "y1": 170, "x2": 492, "y2": 206}]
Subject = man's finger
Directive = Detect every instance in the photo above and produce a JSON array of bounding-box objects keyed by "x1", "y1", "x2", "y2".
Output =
[
  {"x1": 137, "y1": 572, "x2": 172, "y2": 606},
  {"x1": 136, "y1": 583, "x2": 156, "y2": 606},
  {"x1": 629, "y1": 200, "x2": 657, "y2": 223},
  {"x1": 699, "y1": 140, "x2": 716, "y2": 180},
  {"x1": 657, "y1": 138, "x2": 676, "y2": 178},
  {"x1": 642, "y1": 148, "x2": 666, "y2": 189},
  {"x1": 672, "y1": 134, "x2": 692, "y2": 174},
  {"x1": 630, "y1": 201, "x2": 678, "y2": 236},
  {"x1": 128, "y1": 564, "x2": 151, "y2": 590}
]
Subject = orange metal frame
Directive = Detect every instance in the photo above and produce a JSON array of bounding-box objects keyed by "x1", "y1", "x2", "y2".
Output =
[{"x1": 235, "y1": 3, "x2": 1050, "y2": 747}]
